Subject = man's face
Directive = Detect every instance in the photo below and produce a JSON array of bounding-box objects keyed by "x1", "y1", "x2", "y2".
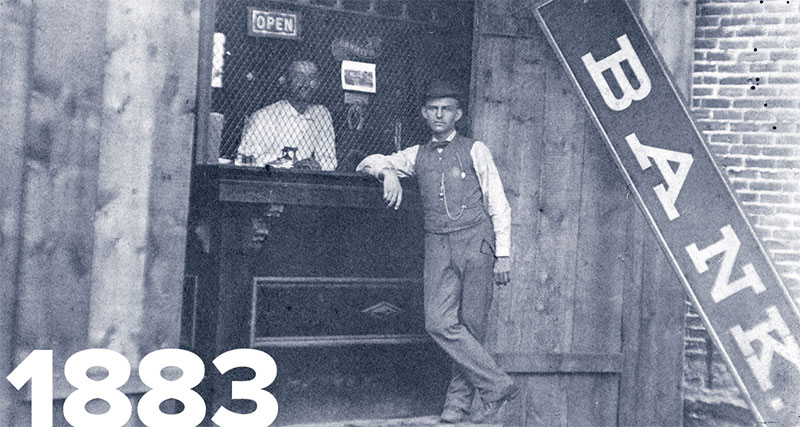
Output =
[
  {"x1": 421, "y1": 97, "x2": 462, "y2": 137},
  {"x1": 288, "y1": 69, "x2": 319, "y2": 102}
]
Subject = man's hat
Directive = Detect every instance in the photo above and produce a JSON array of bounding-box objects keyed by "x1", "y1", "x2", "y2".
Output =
[{"x1": 424, "y1": 79, "x2": 462, "y2": 101}]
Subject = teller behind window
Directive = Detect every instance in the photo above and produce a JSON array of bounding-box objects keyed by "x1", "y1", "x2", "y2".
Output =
[{"x1": 238, "y1": 59, "x2": 337, "y2": 171}]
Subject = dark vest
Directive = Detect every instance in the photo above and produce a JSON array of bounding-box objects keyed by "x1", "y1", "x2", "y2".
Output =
[{"x1": 415, "y1": 134, "x2": 488, "y2": 233}]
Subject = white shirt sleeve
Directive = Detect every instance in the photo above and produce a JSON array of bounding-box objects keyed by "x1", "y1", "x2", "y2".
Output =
[
  {"x1": 238, "y1": 108, "x2": 278, "y2": 166},
  {"x1": 470, "y1": 141, "x2": 511, "y2": 257},
  {"x1": 355, "y1": 145, "x2": 420, "y2": 178},
  {"x1": 238, "y1": 114, "x2": 260, "y2": 158}
]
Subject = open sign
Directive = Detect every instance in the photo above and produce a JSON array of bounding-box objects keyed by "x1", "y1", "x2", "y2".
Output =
[{"x1": 248, "y1": 8, "x2": 300, "y2": 39}]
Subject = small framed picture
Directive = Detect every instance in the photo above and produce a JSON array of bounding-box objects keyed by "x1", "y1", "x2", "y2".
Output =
[{"x1": 341, "y1": 60, "x2": 376, "y2": 93}]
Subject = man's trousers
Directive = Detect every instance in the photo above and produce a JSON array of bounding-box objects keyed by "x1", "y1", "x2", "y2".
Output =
[{"x1": 423, "y1": 218, "x2": 514, "y2": 411}]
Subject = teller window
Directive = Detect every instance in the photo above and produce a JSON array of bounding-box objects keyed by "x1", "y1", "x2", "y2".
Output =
[{"x1": 202, "y1": 0, "x2": 475, "y2": 173}]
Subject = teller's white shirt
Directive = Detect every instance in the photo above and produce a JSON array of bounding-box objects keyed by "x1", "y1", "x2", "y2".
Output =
[{"x1": 239, "y1": 100, "x2": 337, "y2": 170}]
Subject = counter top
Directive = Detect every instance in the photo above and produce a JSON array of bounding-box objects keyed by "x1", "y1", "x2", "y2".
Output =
[{"x1": 191, "y1": 164, "x2": 422, "y2": 210}]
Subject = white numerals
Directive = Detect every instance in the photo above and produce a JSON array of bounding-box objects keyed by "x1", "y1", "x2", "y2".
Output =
[
  {"x1": 6, "y1": 348, "x2": 279, "y2": 426},
  {"x1": 138, "y1": 349, "x2": 206, "y2": 426},
  {"x1": 63, "y1": 349, "x2": 132, "y2": 426},
  {"x1": 212, "y1": 349, "x2": 278, "y2": 426},
  {"x1": 6, "y1": 350, "x2": 53, "y2": 427}
]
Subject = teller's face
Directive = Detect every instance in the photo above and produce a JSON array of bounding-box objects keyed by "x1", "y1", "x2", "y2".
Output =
[
  {"x1": 421, "y1": 97, "x2": 462, "y2": 137},
  {"x1": 288, "y1": 68, "x2": 319, "y2": 102}
]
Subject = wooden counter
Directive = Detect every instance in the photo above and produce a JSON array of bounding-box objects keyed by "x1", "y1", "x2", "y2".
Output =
[{"x1": 183, "y1": 165, "x2": 449, "y2": 424}]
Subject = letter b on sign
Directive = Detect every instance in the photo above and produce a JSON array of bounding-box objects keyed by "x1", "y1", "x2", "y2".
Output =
[{"x1": 582, "y1": 34, "x2": 651, "y2": 111}]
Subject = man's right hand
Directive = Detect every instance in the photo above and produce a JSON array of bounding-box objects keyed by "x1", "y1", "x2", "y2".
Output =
[{"x1": 379, "y1": 168, "x2": 403, "y2": 209}]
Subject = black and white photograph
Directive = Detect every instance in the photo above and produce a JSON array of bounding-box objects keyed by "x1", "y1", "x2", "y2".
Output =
[
  {"x1": 2, "y1": 0, "x2": 800, "y2": 426},
  {"x1": 341, "y1": 60, "x2": 377, "y2": 93}
]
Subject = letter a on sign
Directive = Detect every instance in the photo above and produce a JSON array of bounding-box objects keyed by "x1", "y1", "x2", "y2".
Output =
[
  {"x1": 581, "y1": 35, "x2": 652, "y2": 111},
  {"x1": 625, "y1": 133, "x2": 693, "y2": 220}
]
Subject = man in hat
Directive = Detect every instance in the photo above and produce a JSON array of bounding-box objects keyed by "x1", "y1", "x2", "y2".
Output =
[
  {"x1": 239, "y1": 59, "x2": 337, "y2": 170},
  {"x1": 356, "y1": 80, "x2": 518, "y2": 423}
]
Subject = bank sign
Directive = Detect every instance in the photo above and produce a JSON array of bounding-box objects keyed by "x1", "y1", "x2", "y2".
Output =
[
  {"x1": 248, "y1": 8, "x2": 300, "y2": 39},
  {"x1": 536, "y1": 0, "x2": 800, "y2": 423}
]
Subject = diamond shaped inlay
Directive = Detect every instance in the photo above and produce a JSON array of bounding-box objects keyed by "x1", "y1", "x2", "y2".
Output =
[{"x1": 362, "y1": 301, "x2": 403, "y2": 321}]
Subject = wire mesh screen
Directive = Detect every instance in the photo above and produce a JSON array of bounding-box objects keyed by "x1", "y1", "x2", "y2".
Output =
[{"x1": 211, "y1": 0, "x2": 474, "y2": 172}]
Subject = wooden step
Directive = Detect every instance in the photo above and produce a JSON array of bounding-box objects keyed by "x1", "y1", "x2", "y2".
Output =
[{"x1": 285, "y1": 415, "x2": 502, "y2": 427}]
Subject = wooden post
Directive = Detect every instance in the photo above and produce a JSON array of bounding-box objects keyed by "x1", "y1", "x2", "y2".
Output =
[
  {"x1": 86, "y1": 0, "x2": 199, "y2": 384},
  {"x1": 193, "y1": 0, "x2": 217, "y2": 165},
  {"x1": 632, "y1": 0, "x2": 696, "y2": 102},
  {"x1": 2, "y1": 0, "x2": 200, "y2": 424},
  {"x1": 0, "y1": 1, "x2": 34, "y2": 422}
]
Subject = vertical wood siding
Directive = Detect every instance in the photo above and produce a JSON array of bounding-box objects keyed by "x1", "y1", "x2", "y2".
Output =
[
  {"x1": 0, "y1": 1, "x2": 34, "y2": 422},
  {"x1": 12, "y1": 0, "x2": 107, "y2": 405},
  {"x1": 471, "y1": 0, "x2": 693, "y2": 424},
  {"x1": 1, "y1": 0, "x2": 200, "y2": 424}
]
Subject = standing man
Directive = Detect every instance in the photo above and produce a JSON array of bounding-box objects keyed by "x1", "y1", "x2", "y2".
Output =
[
  {"x1": 356, "y1": 80, "x2": 518, "y2": 423},
  {"x1": 238, "y1": 59, "x2": 337, "y2": 170}
]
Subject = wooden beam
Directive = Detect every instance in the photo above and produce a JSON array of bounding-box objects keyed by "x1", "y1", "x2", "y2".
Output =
[
  {"x1": 87, "y1": 0, "x2": 199, "y2": 395},
  {"x1": 193, "y1": 0, "x2": 216, "y2": 165},
  {"x1": 495, "y1": 352, "x2": 624, "y2": 374}
]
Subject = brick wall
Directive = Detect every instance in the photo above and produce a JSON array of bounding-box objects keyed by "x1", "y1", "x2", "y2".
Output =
[{"x1": 685, "y1": 0, "x2": 800, "y2": 424}]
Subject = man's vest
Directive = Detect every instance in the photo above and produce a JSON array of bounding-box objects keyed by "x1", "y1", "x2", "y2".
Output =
[{"x1": 415, "y1": 134, "x2": 488, "y2": 233}]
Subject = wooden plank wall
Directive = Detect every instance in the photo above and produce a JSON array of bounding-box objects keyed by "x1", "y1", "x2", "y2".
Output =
[
  {"x1": 1, "y1": 0, "x2": 200, "y2": 424},
  {"x1": 471, "y1": 0, "x2": 694, "y2": 425},
  {"x1": 12, "y1": 0, "x2": 107, "y2": 410},
  {"x1": 0, "y1": 1, "x2": 34, "y2": 422},
  {"x1": 618, "y1": 2, "x2": 695, "y2": 424},
  {"x1": 629, "y1": 0, "x2": 696, "y2": 102}
]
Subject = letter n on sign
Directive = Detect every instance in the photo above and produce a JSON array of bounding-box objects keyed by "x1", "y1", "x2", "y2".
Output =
[
  {"x1": 535, "y1": 0, "x2": 800, "y2": 424},
  {"x1": 248, "y1": 8, "x2": 301, "y2": 40}
]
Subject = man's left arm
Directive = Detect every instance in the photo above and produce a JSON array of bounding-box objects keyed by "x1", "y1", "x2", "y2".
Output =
[{"x1": 471, "y1": 141, "x2": 512, "y2": 285}]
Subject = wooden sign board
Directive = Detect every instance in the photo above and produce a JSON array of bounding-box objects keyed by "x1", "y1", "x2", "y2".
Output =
[
  {"x1": 248, "y1": 8, "x2": 300, "y2": 39},
  {"x1": 535, "y1": 0, "x2": 800, "y2": 423}
]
